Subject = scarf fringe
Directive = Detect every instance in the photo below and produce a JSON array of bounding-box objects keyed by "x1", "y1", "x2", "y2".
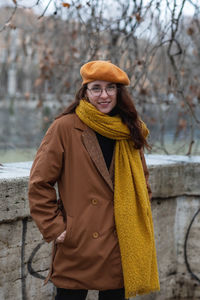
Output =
[{"x1": 126, "y1": 287, "x2": 160, "y2": 299}]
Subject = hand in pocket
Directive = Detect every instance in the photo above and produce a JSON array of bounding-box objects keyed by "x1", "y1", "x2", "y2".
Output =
[{"x1": 56, "y1": 230, "x2": 66, "y2": 244}]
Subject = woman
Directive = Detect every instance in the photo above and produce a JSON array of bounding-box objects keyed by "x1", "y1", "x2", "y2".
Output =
[{"x1": 28, "y1": 60, "x2": 160, "y2": 300}]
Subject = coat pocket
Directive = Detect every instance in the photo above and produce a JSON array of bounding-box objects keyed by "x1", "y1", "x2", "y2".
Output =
[
  {"x1": 44, "y1": 216, "x2": 75, "y2": 285},
  {"x1": 61, "y1": 215, "x2": 77, "y2": 249}
]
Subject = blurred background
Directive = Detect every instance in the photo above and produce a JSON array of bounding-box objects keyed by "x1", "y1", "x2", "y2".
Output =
[{"x1": 0, "y1": 0, "x2": 200, "y2": 163}]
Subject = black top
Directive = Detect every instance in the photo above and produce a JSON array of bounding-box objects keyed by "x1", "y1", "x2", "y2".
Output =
[
  {"x1": 95, "y1": 107, "x2": 118, "y2": 170},
  {"x1": 95, "y1": 133, "x2": 115, "y2": 169}
]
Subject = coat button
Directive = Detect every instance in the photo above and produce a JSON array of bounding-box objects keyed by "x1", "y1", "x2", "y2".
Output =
[
  {"x1": 92, "y1": 232, "x2": 99, "y2": 239},
  {"x1": 91, "y1": 199, "x2": 98, "y2": 205}
]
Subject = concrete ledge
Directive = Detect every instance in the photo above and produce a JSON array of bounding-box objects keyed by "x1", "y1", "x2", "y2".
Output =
[
  {"x1": 0, "y1": 162, "x2": 31, "y2": 223},
  {"x1": 1, "y1": 156, "x2": 200, "y2": 222},
  {"x1": 146, "y1": 155, "x2": 200, "y2": 198}
]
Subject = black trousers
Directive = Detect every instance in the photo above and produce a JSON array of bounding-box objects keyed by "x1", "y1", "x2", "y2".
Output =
[{"x1": 55, "y1": 288, "x2": 127, "y2": 300}]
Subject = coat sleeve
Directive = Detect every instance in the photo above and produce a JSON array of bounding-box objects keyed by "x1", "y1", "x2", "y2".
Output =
[
  {"x1": 28, "y1": 120, "x2": 66, "y2": 243},
  {"x1": 140, "y1": 148, "x2": 152, "y2": 201}
]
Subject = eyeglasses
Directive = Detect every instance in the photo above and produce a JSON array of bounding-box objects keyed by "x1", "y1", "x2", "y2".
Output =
[{"x1": 87, "y1": 85, "x2": 117, "y2": 97}]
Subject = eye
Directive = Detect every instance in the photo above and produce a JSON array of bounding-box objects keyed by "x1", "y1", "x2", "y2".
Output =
[
  {"x1": 107, "y1": 85, "x2": 116, "y2": 91},
  {"x1": 91, "y1": 87, "x2": 101, "y2": 92}
]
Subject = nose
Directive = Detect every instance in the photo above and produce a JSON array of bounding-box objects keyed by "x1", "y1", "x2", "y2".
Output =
[{"x1": 100, "y1": 89, "x2": 109, "y2": 98}]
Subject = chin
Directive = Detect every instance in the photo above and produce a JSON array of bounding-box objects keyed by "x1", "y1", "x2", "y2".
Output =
[
  {"x1": 99, "y1": 108, "x2": 112, "y2": 114},
  {"x1": 97, "y1": 104, "x2": 114, "y2": 114}
]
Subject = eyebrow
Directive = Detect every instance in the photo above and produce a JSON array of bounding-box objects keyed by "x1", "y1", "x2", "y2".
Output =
[
  {"x1": 90, "y1": 84, "x2": 101, "y2": 88},
  {"x1": 89, "y1": 83, "x2": 116, "y2": 88}
]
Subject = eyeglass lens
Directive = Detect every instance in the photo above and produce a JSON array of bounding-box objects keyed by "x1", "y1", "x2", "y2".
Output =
[{"x1": 89, "y1": 86, "x2": 116, "y2": 96}]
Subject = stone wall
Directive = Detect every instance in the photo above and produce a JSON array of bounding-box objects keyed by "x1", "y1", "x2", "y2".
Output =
[{"x1": 0, "y1": 156, "x2": 200, "y2": 300}]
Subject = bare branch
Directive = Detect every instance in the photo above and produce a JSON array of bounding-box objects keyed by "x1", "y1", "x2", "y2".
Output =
[
  {"x1": 38, "y1": 0, "x2": 53, "y2": 19},
  {"x1": 186, "y1": 140, "x2": 195, "y2": 155},
  {"x1": 0, "y1": 5, "x2": 17, "y2": 33}
]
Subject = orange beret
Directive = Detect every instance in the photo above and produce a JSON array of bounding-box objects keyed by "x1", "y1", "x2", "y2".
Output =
[{"x1": 80, "y1": 60, "x2": 130, "y2": 86}]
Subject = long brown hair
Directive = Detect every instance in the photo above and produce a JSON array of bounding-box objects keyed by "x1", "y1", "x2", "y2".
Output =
[{"x1": 56, "y1": 84, "x2": 150, "y2": 149}]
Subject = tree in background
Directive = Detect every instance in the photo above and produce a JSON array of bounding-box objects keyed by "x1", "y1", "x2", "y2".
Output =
[{"x1": 0, "y1": 0, "x2": 200, "y2": 155}]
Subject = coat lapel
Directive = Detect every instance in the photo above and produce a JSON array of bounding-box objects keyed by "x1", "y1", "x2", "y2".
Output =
[
  {"x1": 82, "y1": 129, "x2": 114, "y2": 192},
  {"x1": 74, "y1": 115, "x2": 114, "y2": 192}
]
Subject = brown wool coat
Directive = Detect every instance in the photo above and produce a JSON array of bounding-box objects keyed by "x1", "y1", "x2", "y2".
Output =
[{"x1": 28, "y1": 113, "x2": 152, "y2": 290}]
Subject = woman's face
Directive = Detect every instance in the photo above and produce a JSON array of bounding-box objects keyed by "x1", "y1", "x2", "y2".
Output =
[{"x1": 86, "y1": 80, "x2": 117, "y2": 114}]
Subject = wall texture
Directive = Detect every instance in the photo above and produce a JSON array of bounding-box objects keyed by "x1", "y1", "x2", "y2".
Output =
[{"x1": 0, "y1": 155, "x2": 200, "y2": 300}]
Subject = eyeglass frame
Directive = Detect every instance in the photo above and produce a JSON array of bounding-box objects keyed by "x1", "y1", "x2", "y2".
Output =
[{"x1": 87, "y1": 85, "x2": 118, "y2": 97}]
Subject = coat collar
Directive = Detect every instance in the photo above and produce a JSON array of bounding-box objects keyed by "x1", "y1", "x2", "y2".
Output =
[
  {"x1": 74, "y1": 114, "x2": 114, "y2": 192},
  {"x1": 74, "y1": 113, "x2": 87, "y2": 131}
]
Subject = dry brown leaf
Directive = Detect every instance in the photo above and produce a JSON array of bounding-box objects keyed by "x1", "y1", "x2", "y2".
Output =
[
  {"x1": 135, "y1": 13, "x2": 143, "y2": 23},
  {"x1": 180, "y1": 69, "x2": 185, "y2": 76},
  {"x1": 34, "y1": 78, "x2": 44, "y2": 87},
  {"x1": 168, "y1": 76, "x2": 172, "y2": 86},
  {"x1": 71, "y1": 46, "x2": 78, "y2": 52},
  {"x1": 178, "y1": 119, "x2": 187, "y2": 129},
  {"x1": 9, "y1": 24, "x2": 16, "y2": 30},
  {"x1": 140, "y1": 88, "x2": 148, "y2": 95},
  {"x1": 187, "y1": 27, "x2": 195, "y2": 36},
  {"x1": 65, "y1": 81, "x2": 70, "y2": 88},
  {"x1": 150, "y1": 117, "x2": 156, "y2": 124},
  {"x1": 24, "y1": 92, "x2": 30, "y2": 101},
  {"x1": 43, "y1": 116, "x2": 49, "y2": 122},
  {"x1": 5, "y1": 22, "x2": 16, "y2": 29},
  {"x1": 37, "y1": 100, "x2": 43, "y2": 108},
  {"x1": 186, "y1": 95, "x2": 192, "y2": 102},
  {"x1": 62, "y1": 3, "x2": 70, "y2": 8}
]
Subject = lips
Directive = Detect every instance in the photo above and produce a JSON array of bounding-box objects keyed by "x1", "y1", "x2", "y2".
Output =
[{"x1": 98, "y1": 101, "x2": 111, "y2": 104}]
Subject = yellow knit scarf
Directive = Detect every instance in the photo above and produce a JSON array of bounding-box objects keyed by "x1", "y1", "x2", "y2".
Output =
[{"x1": 76, "y1": 100, "x2": 160, "y2": 299}]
